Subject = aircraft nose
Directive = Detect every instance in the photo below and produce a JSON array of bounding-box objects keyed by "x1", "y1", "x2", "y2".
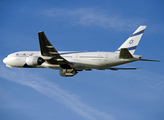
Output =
[
  {"x1": 3, "y1": 57, "x2": 13, "y2": 68},
  {"x1": 3, "y1": 57, "x2": 7, "y2": 64}
]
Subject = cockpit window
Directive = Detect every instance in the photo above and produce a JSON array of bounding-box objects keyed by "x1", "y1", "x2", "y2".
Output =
[{"x1": 7, "y1": 54, "x2": 14, "y2": 57}]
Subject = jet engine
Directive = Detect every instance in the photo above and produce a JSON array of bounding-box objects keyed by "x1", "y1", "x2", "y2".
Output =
[
  {"x1": 59, "y1": 68, "x2": 78, "y2": 77},
  {"x1": 26, "y1": 56, "x2": 45, "y2": 66}
]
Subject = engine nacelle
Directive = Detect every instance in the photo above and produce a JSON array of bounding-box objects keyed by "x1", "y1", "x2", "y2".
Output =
[
  {"x1": 26, "y1": 56, "x2": 45, "y2": 66},
  {"x1": 59, "y1": 69, "x2": 77, "y2": 77}
]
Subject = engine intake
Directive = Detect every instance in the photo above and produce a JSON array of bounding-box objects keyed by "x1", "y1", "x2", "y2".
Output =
[
  {"x1": 59, "y1": 69, "x2": 77, "y2": 77},
  {"x1": 26, "y1": 56, "x2": 45, "y2": 66}
]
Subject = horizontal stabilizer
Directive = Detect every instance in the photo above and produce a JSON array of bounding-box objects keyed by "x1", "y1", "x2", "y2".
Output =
[
  {"x1": 119, "y1": 48, "x2": 133, "y2": 59},
  {"x1": 138, "y1": 59, "x2": 160, "y2": 62},
  {"x1": 107, "y1": 68, "x2": 137, "y2": 71}
]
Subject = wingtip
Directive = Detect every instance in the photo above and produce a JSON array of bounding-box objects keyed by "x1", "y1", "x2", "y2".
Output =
[
  {"x1": 138, "y1": 26, "x2": 146, "y2": 29},
  {"x1": 141, "y1": 25, "x2": 146, "y2": 27},
  {"x1": 38, "y1": 31, "x2": 44, "y2": 33}
]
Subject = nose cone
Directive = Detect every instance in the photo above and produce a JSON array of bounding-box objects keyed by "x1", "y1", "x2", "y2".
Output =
[
  {"x1": 3, "y1": 57, "x2": 7, "y2": 64},
  {"x1": 3, "y1": 57, "x2": 13, "y2": 68}
]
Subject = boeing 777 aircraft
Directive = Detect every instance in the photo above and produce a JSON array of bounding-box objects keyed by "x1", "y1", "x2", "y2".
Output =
[{"x1": 3, "y1": 26, "x2": 159, "y2": 77}]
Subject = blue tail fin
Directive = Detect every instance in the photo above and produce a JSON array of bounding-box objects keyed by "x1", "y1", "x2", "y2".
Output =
[{"x1": 116, "y1": 26, "x2": 146, "y2": 55}]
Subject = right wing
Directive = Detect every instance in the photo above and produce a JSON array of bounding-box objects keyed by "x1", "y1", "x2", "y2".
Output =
[{"x1": 38, "y1": 31, "x2": 72, "y2": 68}]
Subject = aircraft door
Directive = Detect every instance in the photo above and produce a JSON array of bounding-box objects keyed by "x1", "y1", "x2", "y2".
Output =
[
  {"x1": 74, "y1": 54, "x2": 79, "y2": 61},
  {"x1": 104, "y1": 54, "x2": 109, "y2": 61}
]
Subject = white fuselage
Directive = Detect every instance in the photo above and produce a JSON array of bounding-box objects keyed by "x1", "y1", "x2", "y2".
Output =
[
  {"x1": 3, "y1": 26, "x2": 158, "y2": 77},
  {"x1": 3, "y1": 51, "x2": 137, "y2": 70}
]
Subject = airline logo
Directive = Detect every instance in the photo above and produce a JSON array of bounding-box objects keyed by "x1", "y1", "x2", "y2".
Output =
[{"x1": 129, "y1": 39, "x2": 134, "y2": 44}]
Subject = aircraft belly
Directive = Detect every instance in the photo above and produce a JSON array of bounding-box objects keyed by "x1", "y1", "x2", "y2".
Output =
[
  {"x1": 70, "y1": 58, "x2": 106, "y2": 69},
  {"x1": 106, "y1": 59, "x2": 135, "y2": 67}
]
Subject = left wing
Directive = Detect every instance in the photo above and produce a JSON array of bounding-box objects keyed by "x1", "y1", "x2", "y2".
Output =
[{"x1": 38, "y1": 31, "x2": 72, "y2": 68}]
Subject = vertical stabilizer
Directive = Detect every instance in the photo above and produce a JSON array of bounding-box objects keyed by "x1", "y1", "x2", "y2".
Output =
[{"x1": 116, "y1": 26, "x2": 146, "y2": 54}]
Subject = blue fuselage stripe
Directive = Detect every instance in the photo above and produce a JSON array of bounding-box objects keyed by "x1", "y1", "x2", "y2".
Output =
[{"x1": 23, "y1": 63, "x2": 33, "y2": 68}]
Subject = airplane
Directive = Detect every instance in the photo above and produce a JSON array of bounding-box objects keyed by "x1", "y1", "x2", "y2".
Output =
[{"x1": 3, "y1": 26, "x2": 159, "y2": 77}]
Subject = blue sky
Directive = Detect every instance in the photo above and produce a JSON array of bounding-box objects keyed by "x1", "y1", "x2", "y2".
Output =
[{"x1": 0, "y1": 0, "x2": 164, "y2": 120}]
